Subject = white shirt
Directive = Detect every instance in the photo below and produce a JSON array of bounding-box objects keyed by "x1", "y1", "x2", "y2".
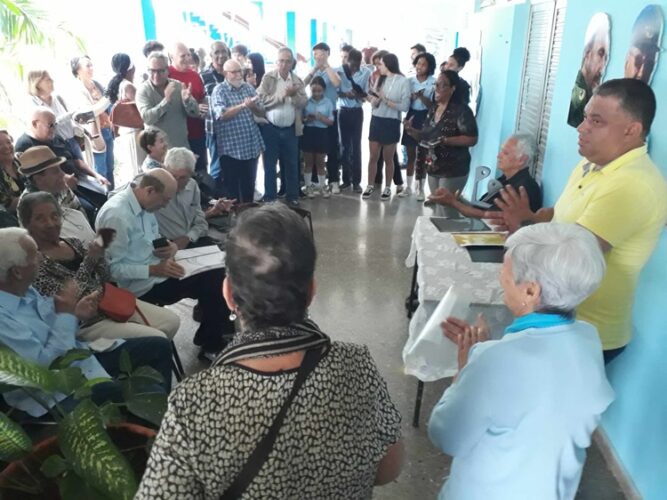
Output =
[{"x1": 265, "y1": 74, "x2": 297, "y2": 128}]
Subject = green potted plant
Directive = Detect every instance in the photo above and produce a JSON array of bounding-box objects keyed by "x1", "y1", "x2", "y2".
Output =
[{"x1": 0, "y1": 345, "x2": 168, "y2": 499}]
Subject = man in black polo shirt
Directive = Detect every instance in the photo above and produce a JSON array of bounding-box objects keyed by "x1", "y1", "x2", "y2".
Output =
[
  {"x1": 428, "y1": 134, "x2": 542, "y2": 218},
  {"x1": 15, "y1": 107, "x2": 108, "y2": 221}
]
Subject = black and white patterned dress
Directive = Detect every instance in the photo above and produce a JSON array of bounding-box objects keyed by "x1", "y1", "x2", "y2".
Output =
[{"x1": 136, "y1": 341, "x2": 402, "y2": 499}]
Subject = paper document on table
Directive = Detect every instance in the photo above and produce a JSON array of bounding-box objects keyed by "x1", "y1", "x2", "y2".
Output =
[
  {"x1": 452, "y1": 232, "x2": 506, "y2": 247},
  {"x1": 402, "y1": 286, "x2": 472, "y2": 381},
  {"x1": 174, "y1": 245, "x2": 225, "y2": 279}
]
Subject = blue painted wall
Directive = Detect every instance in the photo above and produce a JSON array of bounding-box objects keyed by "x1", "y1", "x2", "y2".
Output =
[
  {"x1": 540, "y1": 2, "x2": 667, "y2": 498},
  {"x1": 468, "y1": 3, "x2": 529, "y2": 194},
  {"x1": 476, "y1": 1, "x2": 667, "y2": 498}
]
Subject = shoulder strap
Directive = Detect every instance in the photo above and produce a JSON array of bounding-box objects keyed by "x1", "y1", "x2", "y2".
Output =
[{"x1": 219, "y1": 347, "x2": 324, "y2": 500}]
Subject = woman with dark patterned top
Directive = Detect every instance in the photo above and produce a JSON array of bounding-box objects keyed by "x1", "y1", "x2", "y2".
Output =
[
  {"x1": 405, "y1": 70, "x2": 478, "y2": 217},
  {"x1": 18, "y1": 191, "x2": 180, "y2": 344},
  {"x1": 137, "y1": 204, "x2": 404, "y2": 499},
  {"x1": 0, "y1": 130, "x2": 24, "y2": 214}
]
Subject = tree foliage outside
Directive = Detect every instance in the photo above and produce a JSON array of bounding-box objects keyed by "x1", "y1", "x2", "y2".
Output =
[{"x1": 0, "y1": 0, "x2": 86, "y2": 131}]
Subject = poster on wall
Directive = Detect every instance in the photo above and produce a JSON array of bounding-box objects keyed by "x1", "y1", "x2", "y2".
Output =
[
  {"x1": 567, "y1": 13, "x2": 611, "y2": 128},
  {"x1": 624, "y1": 5, "x2": 664, "y2": 84}
]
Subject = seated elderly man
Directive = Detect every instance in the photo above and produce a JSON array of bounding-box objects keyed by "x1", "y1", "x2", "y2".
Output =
[
  {"x1": 0, "y1": 227, "x2": 171, "y2": 418},
  {"x1": 96, "y1": 168, "x2": 235, "y2": 361},
  {"x1": 18, "y1": 146, "x2": 96, "y2": 244},
  {"x1": 15, "y1": 107, "x2": 108, "y2": 220},
  {"x1": 428, "y1": 134, "x2": 542, "y2": 219},
  {"x1": 156, "y1": 147, "x2": 232, "y2": 249}
]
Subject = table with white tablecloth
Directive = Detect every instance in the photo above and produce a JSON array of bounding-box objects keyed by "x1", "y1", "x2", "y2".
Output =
[{"x1": 403, "y1": 216, "x2": 513, "y2": 426}]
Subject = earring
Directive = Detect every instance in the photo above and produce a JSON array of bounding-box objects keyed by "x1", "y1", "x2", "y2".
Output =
[{"x1": 229, "y1": 311, "x2": 237, "y2": 321}]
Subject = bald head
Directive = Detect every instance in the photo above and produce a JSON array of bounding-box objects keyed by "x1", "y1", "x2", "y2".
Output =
[
  {"x1": 136, "y1": 168, "x2": 177, "y2": 212},
  {"x1": 30, "y1": 107, "x2": 56, "y2": 141},
  {"x1": 170, "y1": 42, "x2": 191, "y2": 71},
  {"x1": 223, "y1": 59, "x2": 244, "y2": 87}
]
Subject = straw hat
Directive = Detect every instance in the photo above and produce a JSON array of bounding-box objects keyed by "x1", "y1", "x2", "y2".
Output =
[{"x1": 17, "y1": 146, "x2": 66, "y2": 177}]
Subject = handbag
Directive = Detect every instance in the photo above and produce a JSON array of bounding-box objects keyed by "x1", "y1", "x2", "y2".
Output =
[
  {"x1": 219, "y1": 347, "x2": 324, "y2": 499},
  {"x1": 98, "y1": 283, "x2": 138, "y2": 322},
  {"x1": 110, "y1": 101, "x2": 144, "y2": 129}
]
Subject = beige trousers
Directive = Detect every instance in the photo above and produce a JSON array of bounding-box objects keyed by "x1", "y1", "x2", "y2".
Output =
[{"x1": 78, "y1": 299, "x2": 180, "y2": 342}]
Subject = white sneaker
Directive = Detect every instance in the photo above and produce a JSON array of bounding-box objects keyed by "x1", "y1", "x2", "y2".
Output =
[
  {"x1": 398, "y1": 186, "x2": 412, "y2": 198},
  {"x1": 330, "y1": 182, "x2": 340, "y2": 194},
  {"x1": 322, "y1": 184, "x2": 331, "y2": 198},
  {"x1": 416, "y1": 186, "x2": 425, "y2": 201},
  {"x1": 362, "y1": 185, "x2": 374, "y2": 199},
  {"x1": 380, "y1": 187, "x2": 392, "y2": 201},
  {"x1": 302, "y1": 185, "x2": 316, "y2": 198}
]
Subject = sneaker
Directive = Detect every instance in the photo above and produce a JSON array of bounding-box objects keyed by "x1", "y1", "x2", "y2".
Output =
[
  {"x1": 353, "y1": 184, "x2": 363, "y2": 193},
  {"x1": 380, "y1": 187, "x2": 392, "y2": 201},
  {"x1": 287, "y1": 199, "x2": 300, "y2": 208},
  {"x1": 396, "y1": 184, "x2": 404, "y2": 194},
  {"x1": 330, "y1": 182, "x2": 340, "y2": 194},
  {"x1": 339, "y1": 182, "x2": 351, "y2": 191},
  {"x1": 416, "y1": 186, "x2": 425, "y2": 201},
  {"x1": 362, "y1": 185, "x2": 374, "y2": 199},
  {"x1": 322, "y1": 184, "x2": 331, "y2": 198},
  {"x1": 398, "y1": 186, "x2": 412, "y2": 198},
  {"x1": 302, "y1": 185, "x2": 316, "y2": 198}
]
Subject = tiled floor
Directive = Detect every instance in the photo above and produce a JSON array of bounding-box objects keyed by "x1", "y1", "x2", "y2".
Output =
[{"x1": 169, "y1": 188, "x2": 626, "y2": 499}]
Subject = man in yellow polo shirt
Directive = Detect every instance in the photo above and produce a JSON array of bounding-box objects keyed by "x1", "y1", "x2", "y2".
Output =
[{"x1": 488, "y1": 78, "x2": 667, "y2": 363}]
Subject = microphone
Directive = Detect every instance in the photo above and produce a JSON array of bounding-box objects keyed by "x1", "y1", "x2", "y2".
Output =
[{"x1": 471, "y1": 166, "x2": 491, "y2": 203}]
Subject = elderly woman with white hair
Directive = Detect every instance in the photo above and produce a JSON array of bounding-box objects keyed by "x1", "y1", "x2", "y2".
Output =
[
  {"x1": 428, "y1": 222, "x2": 614, "y2": 500},
  {"x1": 155, "y1": 147, "x2": 231, "y2": 249}
]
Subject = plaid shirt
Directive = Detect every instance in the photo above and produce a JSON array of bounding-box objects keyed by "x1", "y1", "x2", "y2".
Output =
[
  {"x1": 211, "y1": 81, "x2": 264, "y2": 160},
  {"x1": 201, "y1": 65, "x2": 225, "y2": 134}
]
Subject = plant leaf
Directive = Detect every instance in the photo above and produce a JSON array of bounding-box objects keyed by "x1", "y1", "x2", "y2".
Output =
[
  {"x1": 40, "y1": 454, "x2": 68, "y2": 478},
  {"x1": 58, "y1": 469, "x2": 111, "y2": 500},
  {"x1": 49, "y1": 349, "x2": 92, "y2": 370},
  {"x1": 58, "y1": 400, "x2": 137, "y2": 500},
  {"x1": 0, "y1": 347, "x2": 86, "y2": 394},
  {"x1": 98, "y1": 402, "x2": 122, "y2": 426},
  {"x1": 119, "y1": 349, "x2": 132, "y2": 375},
  {"x1": 129, "y1": 366, "x2": 165, "y2": 385},
  {"x1": 0, "y1": 411, "x2": 31, "y2": 461},
  {"x1": 125, "y1": 392, "x2": 167, "y2": 428}
]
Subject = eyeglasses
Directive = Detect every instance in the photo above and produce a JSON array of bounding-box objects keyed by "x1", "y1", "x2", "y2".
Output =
[
  {"x1": 147, "y1": 68, "x2": 167, "y2": 74},
  {"x1": 42, "y1": 122, "x2": 56, "y2": 129},
  {"x1": 227, "y1": 69, "x2": 243, "y2": 74}
]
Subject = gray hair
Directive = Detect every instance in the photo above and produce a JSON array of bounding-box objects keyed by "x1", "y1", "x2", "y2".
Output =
[
  {"x1": 278, "y1": 47, "x2": 294, "y2": 60},
  {"x1": 17, "y1": 191, "x2": 62, "y2": 228},
  {"x1": 163, "y1": 147, "x2": 196, "y2": 173},
  {"x1": 0, "y1": 228, "x2": 32, "y2": 282},
  {"x1": 510, "y1": 133, "x2": 536, "y2": 168},
  {"x1": 505, "y1": 223, "x2": 606, "y2": 314},
  {"x1": 146, "y1": 51, "x2": 169, "y2": 68}
]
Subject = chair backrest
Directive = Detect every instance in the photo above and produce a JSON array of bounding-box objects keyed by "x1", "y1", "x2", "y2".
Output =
[{"x1": 471, "y1": 165, "x2": 491, "y2": 202}]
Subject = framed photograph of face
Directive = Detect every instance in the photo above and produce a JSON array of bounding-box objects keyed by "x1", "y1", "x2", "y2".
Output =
[
  {"x1": 567, "y1": 13, "x2": 611, "y2": 128},
  {"x1": 624, "y1": 5, "x2": 664, "y2": 85}
]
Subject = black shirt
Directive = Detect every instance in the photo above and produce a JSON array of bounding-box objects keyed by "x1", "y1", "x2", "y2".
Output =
[{"x1": 481, "y1": 167, "x2": 542, "y2": 212}]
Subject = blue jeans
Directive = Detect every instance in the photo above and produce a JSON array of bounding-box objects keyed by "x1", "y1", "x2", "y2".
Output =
[
  {"x1": 261, "y1": 123, "x2": 299, "y2": 202},
  {"x1": 189, "y1": 136, "x2": 208, "y2": 173},
  {"x1": 93, "y1": 127, "x2": 115, "y2": 189},
  {"x1": 206, "y1": 132, "x2": 221, "y2": 183}
]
